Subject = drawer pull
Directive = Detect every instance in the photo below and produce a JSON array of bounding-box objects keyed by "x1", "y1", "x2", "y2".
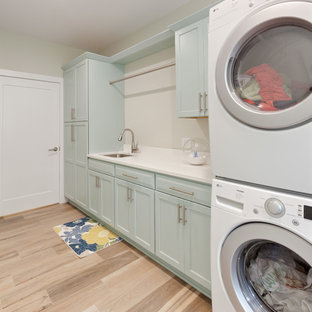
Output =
[
  {"x1": 177, "y1": 204, "x2": 182, "y2": 223},
  {"x1": 122, "y1": 173, "x2": 138, "y2": 180},
  {"x1": 169, "y1": 187, "x2": 194, "y2": 196}
]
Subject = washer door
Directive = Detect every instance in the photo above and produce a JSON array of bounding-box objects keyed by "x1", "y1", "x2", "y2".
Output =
[
  {"x1": 221, "y1": 223, "x2": 312, "y2": 312},
  {"x1": 216, "y1": 1, "x2": 312, "y2": 129}
]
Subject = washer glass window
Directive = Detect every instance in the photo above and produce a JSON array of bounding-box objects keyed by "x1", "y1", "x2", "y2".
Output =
[
  {"x1": 237, "y1": 240, "x2": 312, "y2": 311},
  {"x1": 232, "y1": 25, "x2": 312, "y2": 113}
]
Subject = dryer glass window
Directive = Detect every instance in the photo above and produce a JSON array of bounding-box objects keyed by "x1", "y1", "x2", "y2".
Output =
[
  {"x1": 237, "y1": 240, "x2": 312, "y2": 311},
  {"x1": 232, "y1": 25, "x2": 312, "y2": 112}
]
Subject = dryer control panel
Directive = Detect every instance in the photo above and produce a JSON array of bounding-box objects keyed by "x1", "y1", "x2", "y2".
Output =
[{"x1": 212, "y1": 178, "x2": 312, "y2": 240}]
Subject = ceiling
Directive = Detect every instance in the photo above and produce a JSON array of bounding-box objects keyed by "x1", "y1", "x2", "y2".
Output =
[{"x1": 0, "y1": 0, "x2": 193, "y2": 53}]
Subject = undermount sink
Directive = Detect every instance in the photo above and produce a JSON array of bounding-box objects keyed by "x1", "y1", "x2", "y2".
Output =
[{"x1": 101, "y1": 153, "x2": 132, "y2": 158}]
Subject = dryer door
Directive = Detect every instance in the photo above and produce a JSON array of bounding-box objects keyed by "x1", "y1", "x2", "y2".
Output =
[
  {"x1": 216, "y1": 1, "x2": 312, "y2": 129},
  {"x1": 220, "y1": 223, "x2": 312, "y2": 312}
]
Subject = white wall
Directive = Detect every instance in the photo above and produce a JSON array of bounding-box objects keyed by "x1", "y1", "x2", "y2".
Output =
[
  {"x1": 124, "y1": 47, "x2": 209, "y2": 150},
  {"x1": 0, "y1": 29, "x2": 84, "y2": 77},
  {"x1": 101, "y1": 0, "x2": 216, "y2": 56}
]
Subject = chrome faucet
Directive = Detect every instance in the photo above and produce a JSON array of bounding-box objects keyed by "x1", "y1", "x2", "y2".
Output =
[{"x1": 118, "y1": 128, "x2": 138, "y2": 153}]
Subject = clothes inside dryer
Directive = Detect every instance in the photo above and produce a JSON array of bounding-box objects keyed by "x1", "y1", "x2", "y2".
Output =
[
  {"x1": 239, "y1": 241, "x2": 312, "y2": 312},
  {"x1": 233, "y1": 25, "x2": 312, "y2": 112}
]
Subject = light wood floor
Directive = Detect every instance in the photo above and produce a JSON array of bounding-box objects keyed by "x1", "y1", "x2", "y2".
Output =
[{"x1": 0, "y1": 203, "x2": 212, "y2": 312}]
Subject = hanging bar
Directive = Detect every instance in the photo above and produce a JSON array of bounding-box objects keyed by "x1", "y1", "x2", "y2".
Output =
[{"x1": 109, "y1": 61, "x2": 176, "y2": 85}]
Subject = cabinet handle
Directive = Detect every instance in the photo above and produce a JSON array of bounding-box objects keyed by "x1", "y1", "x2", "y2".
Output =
[
  {"x1": 71, "y1": 125, "x2": 75, "y2": 142},
  {"x1": 71, "y1": 108, "x2": 75, "y2": 120},
  {"x1": 198, "y1": 93, "x2": 203, "y2": 112},
  {"x1": 182, "y1": 206, "x2": 187, "y2": 225},
  {"x1": 177, "y1": 204, "x2": 182, "y2": 223},
  {"x1": 95, "y1": 176, "x2": 100, "y2": 187},
  {"x1": 204, "y1": 92, "x2": 208, "y2": 112},
  {"x1": 169, "y1": 187, "x2": 194, "y2": 196},
  {"x1": 127, "y1": 187, "x2": 130, "y2": 201},
  {"x1": 129, "y1": 188, "x2": 133, "y2": 202},
  {"x1": 122, "y1": 173, "x2": 138, "y2": 180}
]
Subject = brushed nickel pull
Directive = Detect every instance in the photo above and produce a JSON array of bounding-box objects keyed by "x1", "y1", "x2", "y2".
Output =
[
  {"x1": 71, "y1": 108, "x2": 75, "y2": 120},
  {"x1": 204, "y1": 92, "x2": 208, "y2": 112},
  {"x1": 48, "y1": 147, "x2": 58, "y2": 152},
  {"x1": 71, "y1": 125, "x2": 75, "y2": 142},
  {"x1": 169, "y1": 187, "x2": 194, "y2": 196},
  {"x1": 95, "y1": 176, "x2": 100, "y2": 188},
  {"x1": 126, "y1": 187, "x2": 130, "y2": 201},
  {"x1": 199, "y1": 92, "x2": 203, "y2": 112},
  {"x1": 122, "y1": 173, "x2": 138, "y2": 180},
  {"x1": 177, "y1": 204, "x2": 182, "y2": 223},
  {"x1": 182, "y1": 206, "x2": 187, "y2": 225}
]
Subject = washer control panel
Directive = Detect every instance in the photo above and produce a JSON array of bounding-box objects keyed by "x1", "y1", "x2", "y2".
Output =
[{"x1": 212, "y1": 178, "x2": 312, "y2": 237}]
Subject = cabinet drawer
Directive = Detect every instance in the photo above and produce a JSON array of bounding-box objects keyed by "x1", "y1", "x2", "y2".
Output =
[
  {"x1": 156, "y1": 174, "x2": 211, "y2": 206},
  {"x1": 88, "y1": 158, "x2": 114, "y2": 176},
  {"x1": 115, "y1": 165, "x2": 154, "y2": 189}
]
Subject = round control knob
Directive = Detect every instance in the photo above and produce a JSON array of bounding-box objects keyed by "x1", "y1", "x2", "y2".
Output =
[{"x1": 265, "y1": 198, "x2": 285, "y2": 218}]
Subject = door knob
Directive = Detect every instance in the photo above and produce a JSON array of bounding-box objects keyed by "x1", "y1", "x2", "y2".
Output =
[{"x1": 48, "y1": 147, "x2": 58, "y2": 152}]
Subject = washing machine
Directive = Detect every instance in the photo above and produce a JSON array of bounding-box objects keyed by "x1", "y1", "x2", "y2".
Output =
[
  {"x1": 211, "y1": 178, "x2": 312, "y2": 311},
  {"x1": 207, "y1": 0, "x2": 312, "y2": 194}
]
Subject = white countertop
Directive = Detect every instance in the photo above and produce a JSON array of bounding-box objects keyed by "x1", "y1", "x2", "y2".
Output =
[{"x1": 88, "y1": 146, "x2": 213, "y2": 184}]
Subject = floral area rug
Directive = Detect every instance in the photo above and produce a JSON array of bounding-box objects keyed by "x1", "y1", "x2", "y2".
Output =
[{"x1": 53, "y1": 216, "x2": 122, "y2": 258}]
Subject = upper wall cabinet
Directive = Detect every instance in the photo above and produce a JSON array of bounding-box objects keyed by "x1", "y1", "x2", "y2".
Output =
[
  {"x1": 64, "y1": 61, "x2": 88, "y2": 122},
  {"x1": 175, "y1": 18, "x2": 209, "y2": 118}
]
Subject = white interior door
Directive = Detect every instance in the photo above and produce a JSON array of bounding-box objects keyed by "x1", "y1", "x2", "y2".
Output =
[{"x1": 0, "y1": 76, "x2": 60, "y2": 216}]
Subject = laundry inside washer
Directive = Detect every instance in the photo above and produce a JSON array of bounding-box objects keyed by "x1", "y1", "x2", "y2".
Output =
[
  {"x1": 241, "y1": 241, "x2": 312, "y2": 312},
  {"x1": 233, "y1": 25, "x2": 312, "y2": 112}
]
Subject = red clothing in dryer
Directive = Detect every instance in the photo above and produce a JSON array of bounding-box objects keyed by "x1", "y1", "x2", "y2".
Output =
[{"x1": 245, "y1": 64, "x2": 291, "y2": 103}]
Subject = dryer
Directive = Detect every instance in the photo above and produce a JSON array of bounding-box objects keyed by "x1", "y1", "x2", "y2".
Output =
[
  {"x1": 207, "y1": 0, "x2": 312, "y2": 194},
  {"x1": 211, "y1": 178, "x2": 312, "y2": 311}
]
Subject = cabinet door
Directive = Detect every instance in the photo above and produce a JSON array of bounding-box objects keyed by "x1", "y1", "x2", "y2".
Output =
[
  {"x1": 184, "y1": 201, "x2": 211, "y2": 289},
  {"x1": 75, "y1": 122, "x2": 88, "y2": 167},
  {"x1": 155, "y1": 192, "x2": 184, "y2": 271},
  {"x1": 176, "y1": 21, "x2": 205, "y2": 118},
  {"x1": 64, "y1": 161, "x2": 75, "y2": 201},
  {"x1": 64, "y1": 67, "x2": 75, "y2": 122},
  {"x1": 75, "y1": 165, "x2": 87, "y2": 209},
  {"x1": 115, "y1": 178, "x2": 131, "y2": 237},
  {"x1": 132, "y1": 184, "x2": 155, "y2": 253},
  {"x1": 99, "y1": 173, "x2": 114, "y2": 226},
  {"x1": 88, "y1": 170, "x2": 100, "y2": 216},
  {"x1": 75, "y1": 61, "x2": 88, "y2": 121},
  {"x1": 64, "y1": 124, "x2": 75, "y2": 163}
]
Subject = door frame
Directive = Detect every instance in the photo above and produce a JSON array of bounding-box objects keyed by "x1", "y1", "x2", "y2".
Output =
[{"x1": 0, "y1": 69, "x2": 65, "y2": 204}]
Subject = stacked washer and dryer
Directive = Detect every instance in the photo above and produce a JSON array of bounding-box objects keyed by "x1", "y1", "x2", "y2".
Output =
[{"x1": 207, "y1": 0, "x2": 312, "y2": 311}]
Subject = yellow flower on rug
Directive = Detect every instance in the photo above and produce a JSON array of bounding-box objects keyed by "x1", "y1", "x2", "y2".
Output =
[{"x1": 82, "y1": 225, "x2": 118, "y2": 245}]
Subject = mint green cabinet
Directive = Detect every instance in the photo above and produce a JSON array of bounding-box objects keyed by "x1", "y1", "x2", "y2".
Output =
[
  {"x1": 64, "y1": 122, "x2": 88, "y2": 209},
  {"x1": 155, "y1": 192, "x2": 184, "y2": 271},
  {"x1": 64, "y1": 61, "x2": 88, "y2": 122},
  {"x1": 184, "y1": 200, "x2": 211, "y2": 289},
  {"x1": 155, "y1": 191, "x2": 211, "y2": 289},
  {"x1": 88, "y1": 170, "x2": 114, "y2": 226},
  {"x1": 175, "y1": 18, "x2": 208, "y2": 117},
  {"x1": 115, "y1": 178, "x2": 131, "y2": 237},
  {"x1": 63, "y1": 57, "x2": 124, "y2": 208},
  {"x1": 115, "y1": 178, "x2": 155, "y2": 253}
]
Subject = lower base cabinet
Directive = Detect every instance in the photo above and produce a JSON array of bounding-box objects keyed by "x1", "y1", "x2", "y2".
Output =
[
  {"x1": 155, "y1": 191, "x2": 211, "y2": 289},
  {"x1": 77, "y1": 160, "x2": 211, "y2": 295},
  {"x1": 88, "y1": 170, "x2": 114, "y2": 226},
  {"x1": 115, "y1": 178, "x2": 155, "y2": 253}
]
